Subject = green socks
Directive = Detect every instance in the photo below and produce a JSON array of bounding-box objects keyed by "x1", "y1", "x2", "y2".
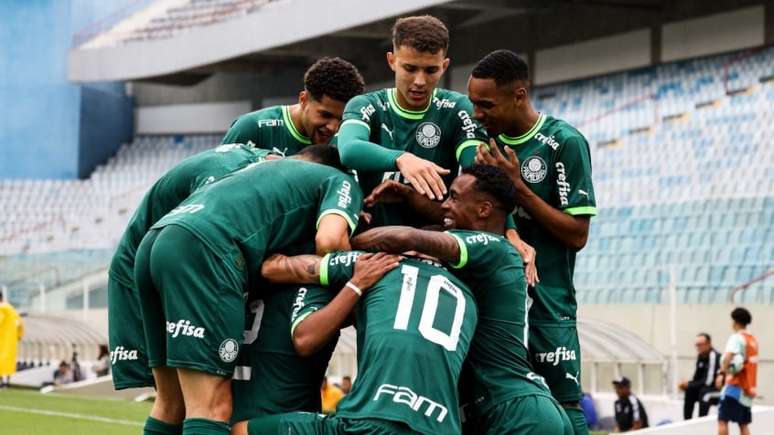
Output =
[
  {"x1": 182, "y1": 418, "x2": 230, "y2": 435},
  {"x1": 144, "y1": 416, "x2": 182, "y2": 435},
  {"x1": 563, "y1": 406, "x2": 589, "y2": 435}
]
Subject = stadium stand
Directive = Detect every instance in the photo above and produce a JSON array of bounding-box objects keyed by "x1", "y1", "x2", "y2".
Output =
[
  {"x1": 1, "y1": 48, "x2": 772, "y2": 315},
  {"x1": 78, "y1": 0, "x2": 279, "y2": 48}
]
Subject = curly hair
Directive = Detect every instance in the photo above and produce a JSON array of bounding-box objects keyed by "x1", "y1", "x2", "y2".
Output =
[
  {"x1": 304, "y1": 57, "x2": 365, "y2": 103},
  {"x1": 462, "y1": 164, "x2": 518, "y2": 212},
  {"x1": 392, "y1": 15, "x2": 449, "y2": 54},
  {"x1": 471, "y1": 49, "x2": 529, "y2": 87}
]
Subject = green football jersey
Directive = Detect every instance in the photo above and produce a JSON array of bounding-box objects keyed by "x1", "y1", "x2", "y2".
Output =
[
  {"x1": 446, "y1": 230, "x2": 552, "y2": 415},
  {"x1": 495, "y1": 113, "x2": 597, "y2": 324},
  {"x1": 222, "y1": 105, "x2": 312, "y2": 156},
  {"x1": 108, "y1": 144, "x2": 273, "y2": 287},
  {"x1": 230, "y1": 284, "x2": 337, "y2": 422},
  {"x1": 152, "y1": 159, "x2": 362, "y2": 288},
  {"x1": 321, "y1": 252, "x2": 478, "y2": 435},
  {"x1": 340, "y1": 88, "x2": 488, "y2": 226}
]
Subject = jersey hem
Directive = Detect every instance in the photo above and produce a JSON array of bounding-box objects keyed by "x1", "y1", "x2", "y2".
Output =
[
  {"x1": 476, "y1": 390, "x2": 557, "y2": 416},
  {"x1": 341, "y1": 119, "x2": 371, "y2": 132},
  {"x1": 334, "y1": 411, "x2": 433, "y2": 435},
  {"x1": 316, "y1": 209, "x2": 357, "y2": 235},
  {"x1": 165, "y1": 359, "x2": 233, "y2": 377},
  {"x1": 445, "y1": 232, "x2": 468, "y2": 268},
  {"x1": 564, "y1": 206, "x2": 597, "y2": 216},
  {"x1": 528, "y1": 319, "x2": 578, "y2": 327}
]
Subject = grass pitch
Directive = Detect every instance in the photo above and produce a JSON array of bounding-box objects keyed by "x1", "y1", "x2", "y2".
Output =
[{"x1": 0, "y1": 388, "x2": 151, "y2": 435}]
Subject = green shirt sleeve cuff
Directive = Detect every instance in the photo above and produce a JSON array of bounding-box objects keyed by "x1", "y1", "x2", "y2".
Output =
[
  {"x1": 316, "y1": 209, "x2": 358, "y2": 235},
  {"x1": 563, "y1": 206, "x2": 597, "y2": 216},
  {"x1": 319, "y1": 254, "x2": 331, "y2": 286},
  {"x1": 445, "y1": 232, "x2": 468, "y2": 269}
]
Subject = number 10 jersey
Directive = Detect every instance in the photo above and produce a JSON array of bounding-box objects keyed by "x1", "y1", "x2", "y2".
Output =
[{"x1": 324, "y1": 254, "x2": 478, "y2": 435}]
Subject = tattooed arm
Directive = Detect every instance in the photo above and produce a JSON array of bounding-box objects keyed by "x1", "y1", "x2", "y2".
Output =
[
  {"x1": 351, "y1": 226, "x2": 461, "y2": 264},
  {"x1": 261, "y1": 254, "x2": 322, "y2": 284}
]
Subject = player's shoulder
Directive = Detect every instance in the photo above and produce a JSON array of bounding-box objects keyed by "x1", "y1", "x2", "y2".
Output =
[
  {"x1": 431, "y1": 88, "x2": 473, "y2": 111},
  {"x1": 348, "y1": 89, "x2": 388, "y2": 106},
  {"x1": 542, "y1": 114, "x2": 588, "y2": 148}
]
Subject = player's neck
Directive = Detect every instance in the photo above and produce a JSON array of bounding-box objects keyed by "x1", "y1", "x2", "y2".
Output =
[
  {"x1": 503, "y1": 105, "x2": 540, "y2": 138},
  {"x1": 473, "y1": 217, "x2": 506, "y2": 236},
  {"x1": 288, "y1": 103, "x2": 310, "y2": 138}
]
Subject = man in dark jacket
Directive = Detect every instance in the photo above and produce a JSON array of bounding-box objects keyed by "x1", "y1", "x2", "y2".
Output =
[
  {"x1": 680, "y1": 332, "x2": 721, "y2": 419},
  {"x1": 614, "y1": 377, "x2": 649, "y2": 431}
]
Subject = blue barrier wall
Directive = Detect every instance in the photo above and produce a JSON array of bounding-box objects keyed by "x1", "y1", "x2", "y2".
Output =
[{"x1": 0, "y1": 0, "x2": 133, "y2": 179}]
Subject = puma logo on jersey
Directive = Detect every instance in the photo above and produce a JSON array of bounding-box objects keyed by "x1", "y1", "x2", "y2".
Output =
[
  {"x1": 457, "y1": 110, "x2": 477, "y2": 139},
  {"x1": 215, "y1": 143, "x2": 240, "y2": 152},
  {"x1": 381, "y1": 124, "x2": 394, "y2": 140},
  {"x1": 535, "y1": 346, "x2": 577, "y2": 366},
  {"x1": 566, "y1": 371, "x2": 581, "y2": 386},
  {"x1": 535, "y1": 133, "x2": 560, "y2": 150},
  {"x1": 555, "y1": 162, "x2": 570, "y2": 207},
  {"x1": 337, "y1": 181, "x2": 352, "y2": 208},
  {"x1": 374, "y1": 383, "x2": 448, "y2": 423},
  {"x1": 514, "y1": 206, "x2": 532, "y2": 220},
  {"x1": 166, "y1": 319, "x2": 205, "y2": 339},
  {"x1": 464, "y1": 233, "x2": 500, "y2": 246},
  {"x1": 110, "y1": 346, "x2": 138, "y2": 365},
  {"x1": 361, "y1": 104, "x2": 376, "y2": 122},
  {"x1": 578, "y1": 189, "x2": 589, "y2": 197}
]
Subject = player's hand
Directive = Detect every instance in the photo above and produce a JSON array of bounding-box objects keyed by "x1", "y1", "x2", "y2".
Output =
[
  {"x1": 364, "y1": 180, "x2": 414, "y2": 207},
  {"x1": 678, "y1": 381, "x2": 688, "y2": 391},
  {"x1": 476, "y1": 140, "x2": 523, "y2": 187},
  {"x1": 395, "y1": 153, "x2": 450, "y2": 200},
  {"x1": 506, "y1": 229, "x2": 539, "y2": 286},
  {"x1": 715, "y1": 374, "x2": 724, "y2": 390},
  {"x1": 350, "y1": 252, "x2": 401, "y2": 292},
  {"x1": 359, "y1": 211, "x2": 373, "y2": 225}
]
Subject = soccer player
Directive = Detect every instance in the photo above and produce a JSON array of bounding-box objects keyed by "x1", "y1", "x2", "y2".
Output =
[
  {"x1": 247, "y1": 248, "x2": 478, "y2": 435},
  {"x1": 222, "y1": 57, "x2": 364, "y2": 153},
  {"x1": 470, "y1": 50, "x2": 597, "y2": 435},
  {"x1": 133, "y1": 148, "x2": 362, "y2": 435},
  {"x1": 108, "y1": 143, "x2": 278, "y2": 395},
  {"x1": 336, "y1": 15, "x2": 489, "y2": 226},
  {"x1": 351, "y1": 165, "x2": 572, "y2": 434},
  {"x1": 228, "y1": 282, "x2": 339, "y2": 433},
  {"x1": 717, "y1": 307, "x2": 758, "y2": 435}
]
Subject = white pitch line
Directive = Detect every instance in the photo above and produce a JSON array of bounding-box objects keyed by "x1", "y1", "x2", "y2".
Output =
[{"x1": 0, "y1": 404, "x2": 143, "y2": 427}]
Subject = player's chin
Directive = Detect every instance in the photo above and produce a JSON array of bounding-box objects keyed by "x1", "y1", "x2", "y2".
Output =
[{"x1": 314, "y1": 132, "x2": 333, "y2": 144}]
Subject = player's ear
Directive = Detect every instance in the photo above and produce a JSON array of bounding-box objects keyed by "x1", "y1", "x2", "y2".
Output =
[
  {"x1": 441, "y1": 57, "x2": 450, "y2": 73},
  {"x1": 387, "y1": 51, "x2": 396, "y2": 71},
  {"x1": 299, "y1": 90, "x2": 308, "y2": 108},
  {"x1": 478, "y1": 201, "x2": 494, "y2": 219}
]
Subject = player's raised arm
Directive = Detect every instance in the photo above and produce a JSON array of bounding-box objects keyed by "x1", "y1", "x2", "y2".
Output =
[
  {"x1": 477, "y1": 142, "x2": 591, "y2": 250},
  {"x1": 338, "y1": 97, "x2": 450, "y2": 200},
  {"x1": 261, "y1": 254, "x2": 322, "y2": 284},
  {"x1": 315, "y1": 172, "x2": 364, "y2": 254},
  {"x1": 291, "y1": 253, "x2": 400, "y2": 356},
  {"x1": 364, "y1": 180, "x2": 445, "y2": 224},
  {"x1": 352, "y1": 226, "x2": 461, "y2": 265}
]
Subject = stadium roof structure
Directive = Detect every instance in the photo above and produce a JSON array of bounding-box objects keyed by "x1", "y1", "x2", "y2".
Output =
[
  {"x1": 68, "y1": 0, "x2": 669, "y2": 83},
  {"x1": 578, "y1": 318, "x2": 664, "y2": 364},
  {"x1": 20, "y1": 314, "x2": 107, "y2": 357}
]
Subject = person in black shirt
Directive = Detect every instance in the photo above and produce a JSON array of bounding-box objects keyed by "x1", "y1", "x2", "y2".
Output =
[
  {"x1": 679, "y1": 332, "x2": 721, "y2": 419},
  {"x1": 613, "y1": 377, "x2": 649, "y2": 431}
]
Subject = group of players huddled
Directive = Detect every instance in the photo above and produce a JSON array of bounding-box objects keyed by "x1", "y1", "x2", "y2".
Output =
[{"x1": 108, "y1": 15, "x2": 597, "y2": 435}]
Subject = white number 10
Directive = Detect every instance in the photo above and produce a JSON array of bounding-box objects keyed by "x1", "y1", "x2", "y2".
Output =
[{"x1": 393, "y1": 265, "x2": 466, "y2": 351}]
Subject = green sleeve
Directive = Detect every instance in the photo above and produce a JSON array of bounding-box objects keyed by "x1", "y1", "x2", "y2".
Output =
[
  {"x1": 290, "y1": 285, "x2": 335, "y2": 335},
  {"x1": 338, "y1": 95, "x2": 404, "y2": 171},
  {"x1": 221, "y1": 113, "x2": 256, "y2": 145},
  {"x1": 445, "y1": 230, "x2": 507, "y2": 273},
  {"x1": 316, "y1": 173, "x2": 363, "y2": 235},
  {"x1": 557, "y1": 135, "x2": 597, "y2": 216},
  {"x1": 319, "y1": 251, "x2": 364, "y2": 288},
  {"x1": 506, "y1": 215, "x2": 517, "y2": 230},
  {"x1": 454, "y1": 97, "x2": 489, "y2": 167}
]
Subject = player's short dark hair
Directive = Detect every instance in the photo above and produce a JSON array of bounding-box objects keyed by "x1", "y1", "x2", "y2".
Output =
[
  {"x1": 304, "y1": 57, "x2": 365, "y2": 103},
  {"x1": 462, "y1": 164, "x2": 518, "y2": 213},
  {"x1": 296, "y1": 144, "x2": 345, "y2": 172},
  {"x1": 697, "y1": 332, "x2": 711, "y2": 343},
  {"x1": 471, "y1": 49, "x2": 529, "y2": 87},
  {"x1": 731, "y1": 307, "x2": 752, "y2": 327},
  {"x1": 392, "y1": 15, "x2": 449, "y2": 54}
]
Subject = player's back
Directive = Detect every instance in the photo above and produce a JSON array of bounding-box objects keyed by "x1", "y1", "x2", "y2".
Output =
[
  {"x1": 109, "y1": 143, "x2": 271, "y2": 286},
  {"x1": 336, "y1": 257, "x2": 478, "y2": 435},
  {"x1": 153, "y1": 159, "x2": 361, "y2": 281},
  {"x1": 447, "y1": 230, "x2": 553, "y2": 415}
]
